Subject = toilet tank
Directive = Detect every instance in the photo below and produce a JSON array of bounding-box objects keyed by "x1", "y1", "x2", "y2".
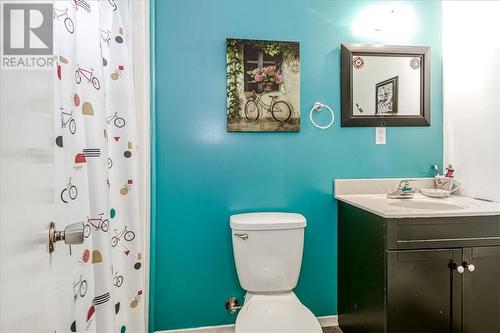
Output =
[{"x1": 230, "y1": 212, "x2": 306, "y2": 293}]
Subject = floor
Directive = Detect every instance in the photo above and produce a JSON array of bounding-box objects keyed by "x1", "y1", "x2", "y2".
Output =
[{"x1": 162, "y1": 325, "x2": 342, "y2": 333}]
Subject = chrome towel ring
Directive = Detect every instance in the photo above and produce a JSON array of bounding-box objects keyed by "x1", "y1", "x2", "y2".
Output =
[{"x1": 309, "y1": 102, "x2": 334, "y2": 129}]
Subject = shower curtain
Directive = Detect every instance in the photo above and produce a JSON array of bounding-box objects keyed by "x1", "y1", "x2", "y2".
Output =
[{"x1": 53, "y1": 0, "x2": 144, "y2": 332}]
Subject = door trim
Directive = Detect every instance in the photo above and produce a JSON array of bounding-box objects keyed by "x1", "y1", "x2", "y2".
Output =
[{"x1": 130, "y1": 1, "x2": 151, "y2": 332}]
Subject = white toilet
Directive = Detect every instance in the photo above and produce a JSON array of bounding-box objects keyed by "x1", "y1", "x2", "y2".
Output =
[{"x1": 230, "y1": 212, "x2": 322, "y2": 333}]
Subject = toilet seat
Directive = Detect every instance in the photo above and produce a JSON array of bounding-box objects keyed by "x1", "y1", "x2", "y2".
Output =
[{"x1": 235, "y1": 292, "x2": 322, "y2": 333}]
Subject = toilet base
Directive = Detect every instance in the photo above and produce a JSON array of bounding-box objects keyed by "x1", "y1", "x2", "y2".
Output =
[{"x1": 235, "y1": 291, "x2": 322, "y2": 333}]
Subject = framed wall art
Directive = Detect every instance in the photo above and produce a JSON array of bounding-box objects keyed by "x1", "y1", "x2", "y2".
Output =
[
  {"x1": 375, "y1": 76, "x2": 399, "y2": 115},
  {"x1": 226, "y1": 38, "x2": 300, "y2": 132}
]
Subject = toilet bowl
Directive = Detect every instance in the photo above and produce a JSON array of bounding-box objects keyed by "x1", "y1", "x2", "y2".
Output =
[
  {"x1": 236, "y1": 292, "x2": 322, "y2": 333},
  {"x1": 230, "y1": 212, "x2": 322, "y2": 333}
]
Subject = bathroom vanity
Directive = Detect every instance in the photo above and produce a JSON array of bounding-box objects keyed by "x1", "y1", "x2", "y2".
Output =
[{"x1": 335, "y1": 178, "x2": 500, "y2": 333}]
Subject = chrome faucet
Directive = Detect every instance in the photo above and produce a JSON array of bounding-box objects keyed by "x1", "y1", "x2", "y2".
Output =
[
  {"x1": 387, "y1": 179, "x2": 415, "y2": 199},
  {"x1": 432, "y1": 164, "x2": 440, "y2": 177}
]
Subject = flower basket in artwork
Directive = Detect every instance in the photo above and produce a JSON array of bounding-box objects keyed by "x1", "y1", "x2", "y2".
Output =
[{"x1": 248, "y1": 65, "x2": 282, "y2": 92}]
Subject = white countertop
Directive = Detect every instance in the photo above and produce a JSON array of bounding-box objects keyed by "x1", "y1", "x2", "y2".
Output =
[{"x1": 334, "y1": 178, "x2": 500, "y2": 218}]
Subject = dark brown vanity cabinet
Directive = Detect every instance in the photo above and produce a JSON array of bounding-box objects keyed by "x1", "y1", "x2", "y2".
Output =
[{"x1": 338, "y1": 202, "x2": 500, "y2": 333}]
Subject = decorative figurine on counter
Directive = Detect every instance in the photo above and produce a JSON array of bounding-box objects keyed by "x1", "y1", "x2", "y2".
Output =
[{"x1": 445, "y1": 164, "x2": 455, "y2": 178}]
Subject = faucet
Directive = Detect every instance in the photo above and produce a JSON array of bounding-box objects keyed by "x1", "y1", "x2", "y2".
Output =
[
  {"x1": 387, "y1": 179, "x2": 415, "y2": 199},
  {"x1": 432, "y1": 164, "x2": 440, "y2": 177}
]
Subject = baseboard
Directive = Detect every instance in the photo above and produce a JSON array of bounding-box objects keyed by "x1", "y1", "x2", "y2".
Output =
[
  {"x1": 155, "y1": 315, "x2": 338, "y2": 333},
  {"x1": 317, "y1": 315, "x2": 339, "y2": 327}
]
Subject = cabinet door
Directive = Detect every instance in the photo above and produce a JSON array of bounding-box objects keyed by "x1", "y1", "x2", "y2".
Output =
[
  {"x1": 462, "y1": 246, "x2": 500, "y2": 333},
  {"x1": 387, "y1": 249, "x2": 462, "y2": 333}
]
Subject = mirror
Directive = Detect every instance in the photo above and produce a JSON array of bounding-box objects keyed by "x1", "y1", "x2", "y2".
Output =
[{"x1": 341, "y1": 44, "x2": 430, "y2": 127}]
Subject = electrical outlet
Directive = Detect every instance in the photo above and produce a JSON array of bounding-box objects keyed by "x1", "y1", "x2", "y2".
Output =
[{"x1": 376, "y1": 127, "x2": 386, "y2": 145}]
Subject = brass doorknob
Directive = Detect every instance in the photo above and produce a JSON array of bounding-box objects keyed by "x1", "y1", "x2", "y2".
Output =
[{"x1": 49, "y1": 222, "x2": 84, "y2": 253}]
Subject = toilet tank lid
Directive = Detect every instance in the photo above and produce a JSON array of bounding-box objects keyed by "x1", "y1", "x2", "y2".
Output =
[{"x1": 230, "y1": 212, "x2": 306, "y2": 230}]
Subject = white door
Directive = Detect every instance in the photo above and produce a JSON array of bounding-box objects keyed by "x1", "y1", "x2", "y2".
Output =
[
  {"x1": 0, "y1": 67, "x2": 74, "y2": 332},
  {"x1": 0, "y1": 2, "x2": 150, "y2": 331}
]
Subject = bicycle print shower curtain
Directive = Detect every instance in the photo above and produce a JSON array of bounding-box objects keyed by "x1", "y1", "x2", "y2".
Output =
[{"x1": 53, "y1": 0, "x2": 144, "y2": 332}]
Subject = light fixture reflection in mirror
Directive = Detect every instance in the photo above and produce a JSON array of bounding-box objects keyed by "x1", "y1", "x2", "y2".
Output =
[{"x1": 351, "y1": 4, "x2": 417, "y2": 42}]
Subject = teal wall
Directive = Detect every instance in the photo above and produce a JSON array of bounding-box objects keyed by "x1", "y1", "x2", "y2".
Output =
[{"x1": 152, "y1": 0, "x2": 442, "y2": 331}]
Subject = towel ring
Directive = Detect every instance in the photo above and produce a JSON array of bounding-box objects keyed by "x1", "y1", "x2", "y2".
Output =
[{"x1": 309, "y1": 102, "x2": 334, "y2": 129}]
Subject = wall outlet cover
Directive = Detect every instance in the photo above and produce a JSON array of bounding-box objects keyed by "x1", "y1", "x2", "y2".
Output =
[{"x1": 376, "y1": 127, "x2": 386, "y2": 145}]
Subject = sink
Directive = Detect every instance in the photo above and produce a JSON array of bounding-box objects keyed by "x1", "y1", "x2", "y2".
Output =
[
  {"x1": 389, "y1": 200, "x2": 467, "y2": 211},
  {"x1": 335, "y1": 178, "x2": 500, "y2": 218}
]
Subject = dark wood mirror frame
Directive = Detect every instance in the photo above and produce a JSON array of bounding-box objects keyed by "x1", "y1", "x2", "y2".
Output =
[{"x1": 341, "y1": 44, "x2": 431, "y2": 127}]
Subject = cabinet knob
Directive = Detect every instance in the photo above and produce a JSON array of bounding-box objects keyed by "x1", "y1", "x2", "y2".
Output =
[
  {"x1": 452, "y1": 262, "x2": 465, "y2": 273},
  {"x1": 462, "y1": 261, "x2": 476, "y2": 272}
]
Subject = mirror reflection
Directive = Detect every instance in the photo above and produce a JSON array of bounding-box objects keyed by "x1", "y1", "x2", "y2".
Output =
[{"x1": 352, "y1": 55, "x2": 422, "y2": 116}]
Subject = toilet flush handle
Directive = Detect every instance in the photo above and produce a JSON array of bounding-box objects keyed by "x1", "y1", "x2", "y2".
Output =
[{"x1": 234, "y1": 233, "x2": 248, "y2": 240}]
